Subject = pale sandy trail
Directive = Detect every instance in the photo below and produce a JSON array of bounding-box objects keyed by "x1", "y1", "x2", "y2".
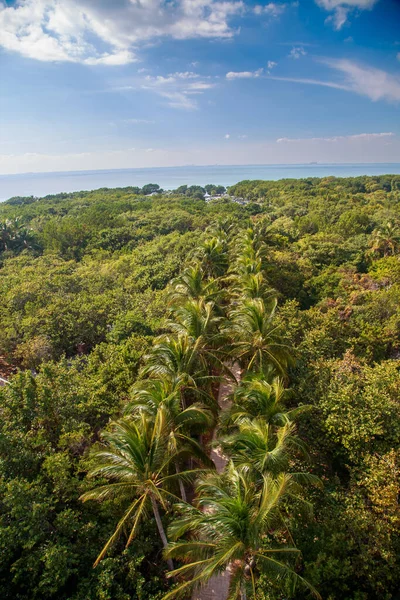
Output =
[{"x1": 191, "y1": 364, "x2": 241, "y2": 600}]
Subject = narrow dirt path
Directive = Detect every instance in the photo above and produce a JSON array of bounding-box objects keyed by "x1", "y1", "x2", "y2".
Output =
[{"x1": 191, "y1": 363, "x2": 241, "y2": 600}]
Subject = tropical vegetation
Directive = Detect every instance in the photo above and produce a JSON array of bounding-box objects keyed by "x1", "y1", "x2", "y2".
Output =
[{"x1": 0, "y1": 175, "x2": 399, "y2": 600}]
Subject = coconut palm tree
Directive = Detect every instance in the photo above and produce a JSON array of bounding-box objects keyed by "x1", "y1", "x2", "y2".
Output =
[
  {"x1": 221, "y1": 375, "x2": 311, "y2": 430},
  {"x1": 225, "y1": 298, "x2": 292, "y2": 377},
  {"x1": 0, "y1": 218, "x2": 35, "y2": 253},
  {"x1": 369, "y1": 221, "x2": 400, "y2": 257},
  {"x1": 141, "y1": 334, "x2": 220, "y2": 413},
  {"x1": 163, "y1": 465, "x2": 320, "y2": 600},
  {"x1": 80, "y1": 414, "x2": 200, "y2": 569},
  {"x1": 142, "y1": 334, "x2": 207, "y2": 387},
  {"x1": 229, "y1": 271, "x2": 277, "y2": 303},
  {"x1": 125, "y1": 378, "x2": 215, "y2": 500},
  {"x1": 143, "y1": 297, "x2": 233, "y2": 413},
  {"x1": 232, "y1": 227, "x2": 268, "y2": 277},
  {"x1": 168, "y1": 263, "x2": 224, "y2": 306},
  {"x1": 197, "y1": 236, "x2": 229, "y2": 278},
  {"x1": 168, "y1": 298, "x2": 222, "y2": 343},
  {"x1": 220, "y1": 419, "x2": 312, "y2": 482},
  {"x1": 0, "y1": 219, "x2": 17, "y2": 252}
]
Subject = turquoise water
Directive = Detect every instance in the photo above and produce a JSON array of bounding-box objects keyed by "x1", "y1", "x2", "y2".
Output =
[{"x1": 1, "y1": 163, "x2": 400, "y2": 202}]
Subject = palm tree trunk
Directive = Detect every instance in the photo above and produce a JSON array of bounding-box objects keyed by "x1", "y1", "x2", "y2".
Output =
[
  {"x1": 240, "y1": 583, "x2": 247, "y2": 600},
  {"x1": 150, "y1": 494, "x2": 174, "y2": 571},
  {"x1": 176, "y1": 465, "x2": 187, "y2": 502}
]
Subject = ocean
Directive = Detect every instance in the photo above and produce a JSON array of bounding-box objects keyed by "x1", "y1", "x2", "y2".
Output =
[{"x1": 1, "y1": 163, "x2": 400, "y2": 202}]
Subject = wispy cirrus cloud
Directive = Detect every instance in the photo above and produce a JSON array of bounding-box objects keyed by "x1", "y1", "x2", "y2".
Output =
[
  {"x1": 142, "y1": 73, "x2": 215, "y2": 109},
  {"x1": 315, "y1": 0, "x2": 379, "y2": 30},
  {"x1": 268, "y1": 75, "x2": 349, "y2": 91},
  {"x1": 270, "y1": 59, "x2": 400, "y2": 103},
  {"x1": 321, "y1": 58, "x2": 400, "y2": 102},
  {"x1": 0, "y1": 0, "x2": 244, "y2": 65}
]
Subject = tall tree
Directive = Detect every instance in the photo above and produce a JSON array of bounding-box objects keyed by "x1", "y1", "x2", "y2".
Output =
[
  {"x1": 221, "y1": 375, "x2": 310, "y2": 430},
  {"x1": 225, "y1": 298, "x2": 292, "y2": 377},
  {"x1": 125, "y1": 378, "x2": 214, "y2": 500},
  {"x1": 164, "y1": 465, "x2": 319, "y2": 600},
  {"x1": 169, "y1": 264, "x2": 223, "y2": 306},
  {"x1": 81, "y1": 415, "x2": 199, "y2": 569}
]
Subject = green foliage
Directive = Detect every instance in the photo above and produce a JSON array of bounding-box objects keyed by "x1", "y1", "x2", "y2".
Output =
[{"x1": 0, "y1": 175, "x2": 399, "y2": 599}]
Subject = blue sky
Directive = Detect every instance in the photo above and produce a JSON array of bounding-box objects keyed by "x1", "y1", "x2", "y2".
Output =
[{"x1": 0, "y1": 0, "x2": 399, "y2": 174}]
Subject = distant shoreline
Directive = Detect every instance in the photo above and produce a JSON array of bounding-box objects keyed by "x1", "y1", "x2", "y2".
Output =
[
  {"x1": 1, "y1": 162, "x2": 400, "y2": 179},
  {"x1": 1, "y1": 163, "x2": 400, "y2": 202}
]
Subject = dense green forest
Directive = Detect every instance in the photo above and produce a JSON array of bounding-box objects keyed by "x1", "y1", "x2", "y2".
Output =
[{"x1": 0, "y1": 175, "x2": 399, "y2": 600}]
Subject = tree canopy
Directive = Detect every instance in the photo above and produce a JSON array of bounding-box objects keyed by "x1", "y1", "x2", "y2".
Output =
[{"x1": 0, "y1": 174, "x2": 399, "y2": 600}]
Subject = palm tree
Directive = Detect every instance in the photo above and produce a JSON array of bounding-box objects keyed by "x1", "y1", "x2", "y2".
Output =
[
  {"x1": 168, "y1": 298, "x2": 222, "y2": 342},
  {"x1": 229, "y1": 271, "x2": 277, "y2": 303},
  {"x1": 221, "y1": 375, "x2": 310, "y2": 430},
  {"x1": 142, "y1": 334, "x2": 206, "y2": 386},
  {"x1": 0, "y1": 218, "x2": 35, "y2": 253},
  {"x1": 0, "y1": 219, "x2": 17, "y2": 252},
  {"x1": 232, "y1": 227, "x2": 268, "y2": 277},
  {"x1": 125, "y1": 378, "x2": 214, "y2": 500},
  {"x1": 163, "y1": 465, "x2": 320, "y2": 600},
  {"x1": 80, "y1": 414, "x2": 200, "y2": 569},
  {"x1": 168, "y1": 298, "x2": 229, "y2": 369},
  {"x1": 143, "y1": 297, "x2": 233, "y2": 413},
  {"x1": 141, "y1": 334, "x2": 219, "y2": 412},
  {"x1": 220, "y1": 419, "x2": 311, "y2": 482},
  {"x1": 225, "y1": 298, "x2": 292, "y2": 377},
  {"x1": 197, "y1": 236, "x2": 229, "y2": 278},
  {"x1": 169, "y1": 263, "x2": 224, "y2": 306},
  {"x1": 369, "y1": 221, "x2": 400, "y2": 257}
]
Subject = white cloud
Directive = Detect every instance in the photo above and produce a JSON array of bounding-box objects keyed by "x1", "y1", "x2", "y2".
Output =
[
  {"x1": 254, "y1": 3, "x2": 286, "y2": 17},
  {"x1": 268, "y1": 74, "x2": 350, "y2": 91},
  {"x1": 187, "y1": 82, "x2": 214, "y2": 90},
  {"x1": 144, "y1": 75, "x2": 177, "y2": 86},
  {"x1": 158, "y1": 91, "x2": 198, "y2": 110},
  {"x1": 289, "y1": 46, "x2": 307, "y2": 59},
  {"x1": 321, "y1": 58, "x2": 400, "y2": 102},
  {"x1": 277, "y1": 132, "x2": 394, "y2": 143},
  {"x1": 270, "y1": 59, "x2": 400, "y2": 104},
  {"x1": 0, "y1": 0, "x2": 244, "y2": 65},
  {"x1": 225, "y1": 134, "x2": 230, "y2": 139},
  {"x1": 315, "y1": 0, "x2": 379, "y2": 30},
  {"x1": 141, "y1": 73, "x2": 214, "y2": 109},
  {"x1": 267, "y1": 60, "x2": 277, "y2": 71},
  {"x1": 84, "y1": 50, "x2": 136, "y2": 66},
  {"x1": 169, "y1": 71, "x2": 200, "y2": 79},
  {"x1": 226, "y1": 68, "x2": 263, "y2": 79}
]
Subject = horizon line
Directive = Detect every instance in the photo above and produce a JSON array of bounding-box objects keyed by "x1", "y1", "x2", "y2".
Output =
[{"x1": 1, "y1": 161, "x2": 400, "y2": 178}]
